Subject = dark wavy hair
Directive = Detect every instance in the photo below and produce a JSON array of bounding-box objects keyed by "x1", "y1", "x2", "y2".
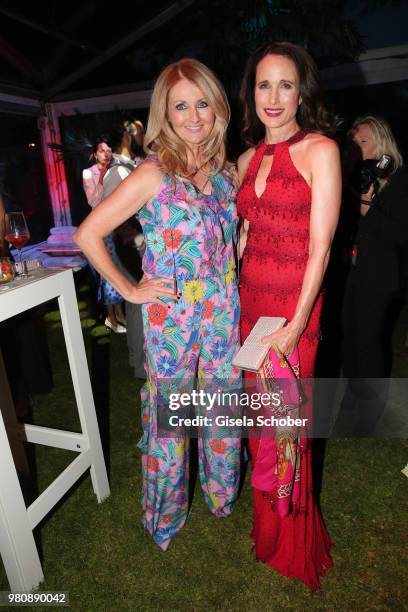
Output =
[
  {"x1": 240, "y1": 42, "x2": 335, "y2": 146},
  {"x1": 92, "y1": 136, "x2": 111, "y2": 154}
]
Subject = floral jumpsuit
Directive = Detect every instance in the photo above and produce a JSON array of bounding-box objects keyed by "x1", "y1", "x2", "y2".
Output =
[{"x1": 137, "y1": 159, "x2": 241, "y2": 550}]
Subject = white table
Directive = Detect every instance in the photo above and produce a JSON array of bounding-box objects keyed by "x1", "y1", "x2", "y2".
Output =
[{"x1": 0, "y1": 269, "x2": 110, "y2": 592}]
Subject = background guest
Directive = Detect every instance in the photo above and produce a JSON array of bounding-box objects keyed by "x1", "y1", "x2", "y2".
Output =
[
  {"x1": 82, "y1": 137, "x2": 126, "y2": 333},
  {"x1": 82, "y1": 137, "x2": 112, "y2": 209},
  {"x1": 103, "y1": 120, "x2": 146, "y2": 378},
  {"x1": 340, "y1": 115, "x2": 408, "y2": 435}
]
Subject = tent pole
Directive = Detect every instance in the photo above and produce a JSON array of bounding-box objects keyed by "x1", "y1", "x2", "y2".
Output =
[{"x1": 38, "y1": 103, "x2": 71, "y2": 227}]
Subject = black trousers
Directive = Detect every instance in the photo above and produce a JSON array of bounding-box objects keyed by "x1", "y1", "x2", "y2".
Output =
[
  {"x1": 341, "y1": 269, "x2": 395, "y2": 435},
  {"x1": 342, "y1": 270, "x2": 395, "y2": 378}
]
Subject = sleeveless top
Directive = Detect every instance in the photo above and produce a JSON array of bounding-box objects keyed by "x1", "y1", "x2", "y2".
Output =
[
  {"x1": 137, "y1": 157, "x2": 238, "y2": 286},
  {"x1": 237, "y1": 130, "x2": 312, "y2": 302}
]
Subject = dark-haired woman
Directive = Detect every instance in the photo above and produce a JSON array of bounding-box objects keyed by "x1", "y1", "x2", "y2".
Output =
[
  {"x1": 237, "y1": 42, "x2": 341, "y2": 589},
  {"x1": 82, "y1": 139, "x2": 126, "y2": 333},
  {"x1": 82, "y1": 138, "x2": 112, "y2": 208}
]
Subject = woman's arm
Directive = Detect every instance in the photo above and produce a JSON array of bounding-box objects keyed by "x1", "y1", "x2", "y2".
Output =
[
  {"x1": 360, "y1": 168, "x2": 408, "y2": 244},
  {"x1": 238, "y1": 219, "x2": 250, "y2": 259},
  {"x1": 262, "y1": 137, "x2": 342, "y2": 355},
  {"x1": 236, "y1": 148, "x2": 255, "y2": 259},
  {"x1": 82, "y1": 168, "x2": 104, "y2": 208},
  {"x1": 74, "y1": 161, "x2": 177, "y2": 305}
]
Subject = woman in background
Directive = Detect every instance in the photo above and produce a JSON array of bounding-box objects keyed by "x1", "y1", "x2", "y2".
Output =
[
  {"x1": 237, "y1": 42, "x2": 341, "y2": 590},
  {"x1": 82, "y1": 138, "x2": 127, "y2": 333},
  {"x1": 82, "y1": 138, "x2": 112, "y2": 208},
  {"x1": 341, "y1": 115, "x2": 408, "y2": 434}
]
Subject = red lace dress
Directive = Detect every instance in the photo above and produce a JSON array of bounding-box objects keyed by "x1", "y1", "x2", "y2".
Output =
[{"x1": 237, "y1": 130, "x2": 334, "y2": 590}]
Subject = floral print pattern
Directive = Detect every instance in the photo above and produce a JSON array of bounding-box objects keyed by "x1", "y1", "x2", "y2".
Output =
[{"x1": 137, "y1": 160, "x2": 242, "y2": 550}]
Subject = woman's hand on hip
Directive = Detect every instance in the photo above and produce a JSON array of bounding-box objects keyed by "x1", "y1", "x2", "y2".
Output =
[{"x1": 127, "y1": 278, "x2": 178, "y2": 305}]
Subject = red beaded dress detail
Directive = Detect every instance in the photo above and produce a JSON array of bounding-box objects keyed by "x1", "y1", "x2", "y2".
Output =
[{"x1": 237, "y1": 130, "x2": 334, "y2": 590}]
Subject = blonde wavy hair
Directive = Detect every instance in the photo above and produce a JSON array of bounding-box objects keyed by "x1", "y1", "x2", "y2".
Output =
[
  {"x1": 350, "y1": 114, "x2": 403, "y2": 190},
  {"x1": 144, "y1": 58, "x2": 230, "y2": 176}
]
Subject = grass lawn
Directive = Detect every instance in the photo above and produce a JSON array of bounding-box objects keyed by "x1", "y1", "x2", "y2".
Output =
[{"x1": 1, "y1": 282, "x2": 407, "y2": 611}]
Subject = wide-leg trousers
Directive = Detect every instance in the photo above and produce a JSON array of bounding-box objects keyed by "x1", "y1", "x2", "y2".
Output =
[{"x1": 138, "y1": 277, "x2": 241, "y2": 550}]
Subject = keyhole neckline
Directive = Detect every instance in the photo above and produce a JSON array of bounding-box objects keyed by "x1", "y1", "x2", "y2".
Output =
[{"x1": 257, "y1": 129, "x2": 307, "y2": 156}]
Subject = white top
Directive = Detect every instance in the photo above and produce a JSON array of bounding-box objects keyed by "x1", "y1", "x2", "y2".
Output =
[{"x1": 82, "y1": 164, "x2": 103, "y2": 208}]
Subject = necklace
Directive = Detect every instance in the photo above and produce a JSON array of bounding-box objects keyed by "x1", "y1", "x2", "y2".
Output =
[{"x1": 185, "y1": 163, "x2": 211, "y2": 194}]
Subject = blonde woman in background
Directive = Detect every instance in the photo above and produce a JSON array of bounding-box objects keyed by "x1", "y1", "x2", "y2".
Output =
[{"x1": 341, "y1": 114, "x2": 408, "y2": 434}]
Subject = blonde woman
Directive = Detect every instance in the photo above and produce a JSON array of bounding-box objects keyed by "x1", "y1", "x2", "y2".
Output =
[
  {"x1": 74, "y1": 59, "x2": 241, "y2": 550},
  {"x1": 342, "y1": 115, "x2": 408, "y2": 434}
]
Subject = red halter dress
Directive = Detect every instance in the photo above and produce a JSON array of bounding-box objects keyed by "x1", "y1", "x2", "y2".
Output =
[{"x1": 237, "y1": 130, "x2": 334, "y2": 590}]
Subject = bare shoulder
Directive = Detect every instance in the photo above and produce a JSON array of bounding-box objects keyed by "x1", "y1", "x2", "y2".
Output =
[
  {"x1": 304, "y1": 132, "x2": 339, "y2": 159},
  {"x1": 238, "y1": 147, "x2": 256, "y2": 169},
  {"x1": 224, "y1": 162, "x2": 239, "y2": 189},
  {"x1": 237, "y1": 147, "x2": 256, "y2": 183},
  {"x1": 136, "y1": 157, "x2": 163, "y2": 176},
  {"x1": 129, "y1": 157, "x2": 164, "y2": 189}
]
